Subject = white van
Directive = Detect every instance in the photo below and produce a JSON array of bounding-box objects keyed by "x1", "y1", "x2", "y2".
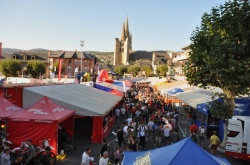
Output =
[{"x1": 225, "y1": 116, "x2": 250, "y2": 161}]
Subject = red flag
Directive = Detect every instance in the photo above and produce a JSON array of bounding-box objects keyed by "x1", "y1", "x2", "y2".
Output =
[
  {"x1": 99, "y1": 70, "x2": 108, "y2": 82},
  {"x1": 0, "y1": 42, "x2": 2, "y2": 60},
  {"x1": 58, "y1": 59, "x2": 63, "y2": 81}
]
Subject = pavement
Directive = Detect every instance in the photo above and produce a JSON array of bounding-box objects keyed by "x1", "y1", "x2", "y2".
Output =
[{"x1": 56, "y1": 109, "x2": 249, "y2": 165}]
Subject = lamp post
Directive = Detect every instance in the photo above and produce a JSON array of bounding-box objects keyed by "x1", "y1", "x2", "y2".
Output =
[{"x1": 80, "y1": 41, "x2": 84, "y2": 73}]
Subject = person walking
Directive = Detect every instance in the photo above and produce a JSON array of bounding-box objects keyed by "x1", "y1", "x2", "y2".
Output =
[
  {"x1": 114, "y1": 146, "x2": 120, "y2": 165},
  {"x1": 198, "y1": 123, "x2": 207, "y2": 148},
  {"x1": 99, "y1": 151, "x2": 109, "y2": 165},
  {"x1": 100, "y1": 139, "x2": 108, "y2": 157},
  {"x1": 115, "y1": 107, "x2": 120, "y2": 123},
  {"x1": 81, "y1": 148, "x2": 91, "y2": 165},
  {"x1": 210, "y1": 131, "x2": 220, "y2": 155},
  {"x1": 155, "y1": 123, "x2": 163, "y2": 148},
  {"x1": 1, "y1": 147, "x2": 11, "y2": 165},
  {"x1": 137, "y1": 122, "x2": 147, "y2": 150},
  {"x1": 26, "y1": 140, "x2": 36, "y2": 165}
]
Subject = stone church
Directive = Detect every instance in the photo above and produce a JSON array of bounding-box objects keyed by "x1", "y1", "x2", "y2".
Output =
[
  {"x1": 113, "y1": 17, "x2": 189, "y2": 76},
  {"x1": 113, "y1": 17, "x2": 132, "y2": 65}
]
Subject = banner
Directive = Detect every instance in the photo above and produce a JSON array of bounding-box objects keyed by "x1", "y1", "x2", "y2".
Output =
[
  {"x1": 58, "y1": 59, "x2": 63, "y2": 81},
  {"x1": 0, "y1": 42, "x2": 2, "y2": 60}
]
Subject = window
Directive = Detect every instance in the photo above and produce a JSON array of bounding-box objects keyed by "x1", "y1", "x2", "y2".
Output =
[
  {"x1": 31, "y1": 56, "x2": 35, "y2": 60},
  {"x1": 23, "y1": 55, "x2": 27, "y2": 60},
  {"x1": 12, "y1": 55, "x2": 16, "y2": 59},
  {"x1": 68, "y1": 59, "x2": 71, "y2": 64}
]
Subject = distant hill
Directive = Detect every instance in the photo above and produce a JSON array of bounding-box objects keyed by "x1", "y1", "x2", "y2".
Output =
[{"x1": 2, "y1": 48, "x2": 23, "y2": 54}]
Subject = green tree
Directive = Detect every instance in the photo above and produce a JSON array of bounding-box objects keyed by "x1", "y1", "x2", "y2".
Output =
[
  {"x1": 141, "y1": 65, "x2": 153, "y2": 77},
  {"x1": 52, "y1": 60, "x2": 66, "y2": 75},
  {"x1": 0, "y1": 59, "x2": 21, "y2": 77},
  {"x1": 185, "y1": 0, "x2": 250, "y2": 148},
  {"x1": 128, "y1": 65, "x2": 141, "y2": 76},
  {"x1": 113, "y1": 65, "x2": 127, "y2": 76},
  {"x1": 156, "y1": 64, "x2": 168, "y2": 77},
  {"x1": 27, "y1": 60, "x2": 46, "y2": 78}
]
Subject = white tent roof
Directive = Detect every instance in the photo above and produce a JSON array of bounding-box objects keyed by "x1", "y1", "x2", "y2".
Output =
[
  {"x1": 174, "y1": 87, "x2": 223, "y2": 108},
  {"x1": 23, "y1": 84, "x2": 122, "y2": 116}
]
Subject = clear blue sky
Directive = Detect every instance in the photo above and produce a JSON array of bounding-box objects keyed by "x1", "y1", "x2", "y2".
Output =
[{"x1": 0, "y1": 0, "x2": 227, "y2": 52}]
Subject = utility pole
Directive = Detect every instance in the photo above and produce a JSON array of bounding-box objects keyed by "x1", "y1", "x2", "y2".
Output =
[{"x1": 80, "y1": 41, "x2": 84, "y2": 73}]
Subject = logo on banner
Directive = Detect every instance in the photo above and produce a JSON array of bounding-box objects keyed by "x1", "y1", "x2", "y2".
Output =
[
  {"x1": 34, "y1": 120, "x2": 53, "y2": 123},
  {"x1": 28, "y1": 109, "x2": 48, "y2": 115},
  {"x1": 6, "y1": 106, "x2": 21, "y2": 111},
  {"x1": 134, "y1": 151, "x2": 151, "y2": 165},
  {"x1": 53, "y1": 107, "x2": 64, "y2": 112}
]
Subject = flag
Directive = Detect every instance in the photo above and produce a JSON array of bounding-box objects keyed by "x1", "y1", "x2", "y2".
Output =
[{"x1": 58, "y1": 59, "x2": 63, "y2": 81}]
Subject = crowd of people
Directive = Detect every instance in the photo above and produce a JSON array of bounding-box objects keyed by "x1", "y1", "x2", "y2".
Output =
[{"x1": 81, "y1": 82, "x2": 221, "y2": 165}]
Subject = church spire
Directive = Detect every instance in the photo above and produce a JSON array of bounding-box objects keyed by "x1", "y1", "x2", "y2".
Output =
[
  {"x1": 125, "y1": 16, "x2": 129, "y2": 38},
  {"x1": 120, "y1": 22, "x2": 126, "y2": 41}
]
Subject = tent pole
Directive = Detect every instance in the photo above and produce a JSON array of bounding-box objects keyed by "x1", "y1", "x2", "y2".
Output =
[{"x1": 72, "y1": 116, "x2": 75, "y2": 143}]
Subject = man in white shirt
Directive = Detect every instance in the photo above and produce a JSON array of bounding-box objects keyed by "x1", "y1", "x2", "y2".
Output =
[
  {"x1": 126, "y1": 117, "x2": 132, "y2": 125},
  {"x1": 122, "y1": 122, "x2": 128, "y2": 133},
  {"x1": 81, "y1": 148, "x2": 91, "y2": 165},
  {"x1": 99, "y1": 151, "x2": 109, "y2": 165}
]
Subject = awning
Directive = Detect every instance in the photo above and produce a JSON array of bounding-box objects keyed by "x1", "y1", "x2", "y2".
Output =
[
  {"x1": 174, "y1": 87, "x2": 223, "y2": 108},
  {"x1": 23, "y1": 84, "x2": 122, "y2": 116}
]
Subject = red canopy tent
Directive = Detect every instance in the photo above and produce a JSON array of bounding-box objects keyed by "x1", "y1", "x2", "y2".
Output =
[
  {"x1": 0, "y1": 96, "x2": 25, "y2": 121},
  {"x1": 7, "y1": 96, "x2": 75, "y2": 154}
]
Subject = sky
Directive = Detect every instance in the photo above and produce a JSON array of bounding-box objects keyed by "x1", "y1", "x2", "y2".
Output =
[{"x1": 0, "y1": 0, "x2": 227, "y2": 52}]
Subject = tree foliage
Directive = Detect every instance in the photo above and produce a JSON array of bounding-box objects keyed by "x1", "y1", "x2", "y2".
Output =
[
  {"x1": 52, "y1": 60, "x2": 66, "y2": 75},
  {"x1": 141, "y1": 65, "x2": 153, "y2": 77},
  {"x1": 156, "y1": 64, "x2": 168, "y2": 76},
  {"x1": 113, "y1": 65, "x2": 127, "y2": 76},
  {"x1": 128, "y1": 65, "x2": 141, "y2": 76},
  {"x1": 27, "y1": 60, "x2": 46, "y2": 78},
  {"x1": 185, "y1": 0, "x2": 250, "y2": 118},
  {"x1": 0, "y1": 59, "x2": 21, "y2": 77}
]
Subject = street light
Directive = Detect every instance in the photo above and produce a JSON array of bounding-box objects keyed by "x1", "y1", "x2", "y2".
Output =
[{"x1": 80, "y1": 41, "x2": 84, "y2": 73}]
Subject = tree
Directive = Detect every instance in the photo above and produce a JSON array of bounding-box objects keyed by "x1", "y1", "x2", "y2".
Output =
[
  {"x1": 156, "y1": 64, "x2": 168, "y2": 77},
  {"x1": 52, "y1": 60, "x2": 66, "y2": 75},
  {"x1": 127, "y1": 65, "x2": 141, "y2": 76},
  {"x1": 0, "y1": 59, "x2": 21, "y2": 77},
  {"x1": 113, "y1": 65, "x2": 127, "y2": 76},
  {"x1": 185, "y1": 0, "x2": 250, "y2": 148},
  {"x1": 27, "y1": 60, "x2": 46, "y2": 78},
  {"x1": 141, "y1": 65, "x2": 153, "y2": 77}
]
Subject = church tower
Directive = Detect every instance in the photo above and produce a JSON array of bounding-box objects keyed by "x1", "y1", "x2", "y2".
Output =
[{"x1": 114, "y1": 17, "x2": 132, "y2": 65}]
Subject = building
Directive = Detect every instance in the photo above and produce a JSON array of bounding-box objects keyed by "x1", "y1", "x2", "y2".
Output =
[
  {"x1": 113, "y1": 17, "x2": 132, "y2": 65},
  {"x1": 3, "y1": 50, "x2": 96, "y2": 79},
  {"x1": 152, "y1": 52, "x2": 174, "y2": 76},
  {"x1": 48, "y1": 50, "x2": 95, "y2": 78},
  {"x1": 10, "y1": 51, "x2": 49, "y2": 77},
  {"x1": 172, "y1": 45, "x2": 190, "y2": 75}
]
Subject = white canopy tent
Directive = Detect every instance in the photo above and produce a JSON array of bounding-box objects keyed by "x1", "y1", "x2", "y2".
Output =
[
  {"x1": 23, "y1": 84, "x2": 122, "y2": 116},
  {"x1": 174, "y1": 87, "x2": 223, "y2": 108}
]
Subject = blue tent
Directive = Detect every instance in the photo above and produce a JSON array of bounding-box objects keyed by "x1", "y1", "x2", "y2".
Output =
[
  {"x1": 196, "y1": 98, "x2": 250, "y2": 116},
  {"x1": 122, "y1": 138, "x2": 231, "y2": 165},
  {"x1": 167, "y1": 88, "x2": 184, "y2": 96}
]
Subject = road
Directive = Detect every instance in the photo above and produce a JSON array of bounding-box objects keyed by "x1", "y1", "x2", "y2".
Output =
[{"x1": 56, "y1": 109, "x2": 249, "y2": 165}]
